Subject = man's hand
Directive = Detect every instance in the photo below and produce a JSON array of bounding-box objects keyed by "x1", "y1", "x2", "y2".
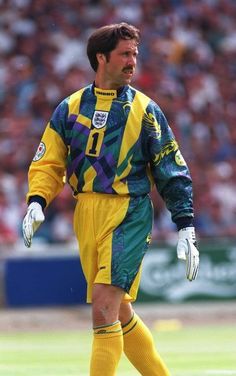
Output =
[
  {"x1": 22, "y1": 202, "x2": 45, "y2": 247},
  {"x1": 177, "y1": 227, "x2": 199, "y2": 281}
]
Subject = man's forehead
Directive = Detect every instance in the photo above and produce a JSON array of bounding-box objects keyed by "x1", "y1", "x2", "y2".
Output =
[{"x1": 115, "y1": 39, "x2": 138, "y2": 51}]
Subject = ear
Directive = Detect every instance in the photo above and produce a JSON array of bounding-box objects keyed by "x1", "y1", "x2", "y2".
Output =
[{"x1": 96, "y1": 53, "x2": 107, "y2": 66}]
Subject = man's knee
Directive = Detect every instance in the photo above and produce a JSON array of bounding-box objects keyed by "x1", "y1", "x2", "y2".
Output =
[{"x1": 92, "y1": 283, "x2": 124, "y2": 326}]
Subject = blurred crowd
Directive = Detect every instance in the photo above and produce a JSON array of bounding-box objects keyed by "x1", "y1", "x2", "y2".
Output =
[{"x1": 0, "y1": 0, "x2": 236, "y2": 248}]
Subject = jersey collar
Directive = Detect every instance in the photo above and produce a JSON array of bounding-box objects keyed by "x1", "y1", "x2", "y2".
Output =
[{"x1": 92, "y1": 82, "x2": 127, "y2": 99}]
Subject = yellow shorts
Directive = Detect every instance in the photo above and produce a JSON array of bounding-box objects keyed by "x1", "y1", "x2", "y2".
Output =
[{"x1": 73, "y1": 193, "x2": 153, "y2": 303}]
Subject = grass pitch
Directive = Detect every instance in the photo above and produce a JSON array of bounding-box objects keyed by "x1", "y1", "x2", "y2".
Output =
[{"x1": 0, "y1": 324, "x2": 235, "y2": 376}]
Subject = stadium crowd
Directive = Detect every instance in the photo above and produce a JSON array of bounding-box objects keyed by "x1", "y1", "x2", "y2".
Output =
[{"x1": 0, "y1": 0, "x2": 236, "y2": 247}]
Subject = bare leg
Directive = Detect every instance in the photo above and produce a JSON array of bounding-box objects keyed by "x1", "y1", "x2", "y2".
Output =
[
  {"x1": 119, "y1": 301, "x2": 133, "y2": 325},
  {"x1": 92, "y1": 283, "x2": 125, "y2": 326},
  {"x1": 90, "y1": 284, "x2": 124, "y2": 376}
]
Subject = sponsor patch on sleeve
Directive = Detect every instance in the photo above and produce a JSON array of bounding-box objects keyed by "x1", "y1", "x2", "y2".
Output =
[
  {"x1": 175, "y1": 150, "x2": 186, "y2": 166},
  {"x1": 33, "y1": 141, "x2": 46, "y2": 161}
]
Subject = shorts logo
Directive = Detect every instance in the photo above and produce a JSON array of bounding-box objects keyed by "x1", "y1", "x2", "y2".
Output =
[
  {"x1": 146, "y1": 233, "x2": 152, "y2": 245},
  {"x1": 92, "y1": 111, "x2": 108, "y2": 129},
  {"x1": 33, "y1": 142, "x2": 46, "y2": 161}
]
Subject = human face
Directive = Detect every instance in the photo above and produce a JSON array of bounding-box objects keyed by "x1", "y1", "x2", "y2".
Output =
[{"x1": 97, "y1": 39, "x2": 138, "y2": 89}]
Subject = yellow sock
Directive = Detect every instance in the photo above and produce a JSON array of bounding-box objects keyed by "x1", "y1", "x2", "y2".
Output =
[
  {"x1": 122, "y1": 313, "x2": 171, "y2": 376},
  {"x1": 90, "y1": 320, "x2": 123, "y2": 376}
]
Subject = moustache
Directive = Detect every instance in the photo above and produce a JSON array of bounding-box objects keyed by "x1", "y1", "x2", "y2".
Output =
[{"x1": 122, "y1": 66, "x2": 134, "y2": 72}]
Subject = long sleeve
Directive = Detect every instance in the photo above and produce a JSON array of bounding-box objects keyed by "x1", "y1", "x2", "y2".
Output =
[
  {"x1": 142, "y1": 101, "x2": 194, "y2": 224},
  {"x1": 26, "y1": 121, "x2": 68, "y2": 206}
]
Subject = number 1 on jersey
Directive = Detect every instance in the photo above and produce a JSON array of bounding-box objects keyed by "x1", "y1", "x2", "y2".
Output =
[{"x1": 85, "y1": 129, "x2": 104, "y2": 157}]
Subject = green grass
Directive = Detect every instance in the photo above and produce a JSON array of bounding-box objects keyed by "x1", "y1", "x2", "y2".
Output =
[{"x1": 0, "y1": 325, "x2": 235, "y2": 376}]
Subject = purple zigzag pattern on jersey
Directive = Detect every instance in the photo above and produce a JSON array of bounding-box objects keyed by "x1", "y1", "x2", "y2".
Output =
[
  {"x1": 68, "y1": 114, "x2": 77, "y2": 123},
  {"x1": 67, "y1": 122, "x2": 89, "y2": 178},
  {"x1": 67, "y1": 151, "x2": 85, "y2": 179},
  {"x1": 93, "y1": 152, "x2": 116, "y2": 193},
  {"x1": 70, "y1": 122, "x2": 90, "y2": 149}
]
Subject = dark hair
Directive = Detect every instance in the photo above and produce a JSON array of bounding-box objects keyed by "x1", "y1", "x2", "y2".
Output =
[{"x1": 87, "y1": 22, "x2": 140, "y2": 72}]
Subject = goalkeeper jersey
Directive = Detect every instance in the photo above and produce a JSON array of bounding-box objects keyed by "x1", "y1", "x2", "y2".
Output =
[{"x1": 27, "y1": 84, "x2": 193, "y2": 223}]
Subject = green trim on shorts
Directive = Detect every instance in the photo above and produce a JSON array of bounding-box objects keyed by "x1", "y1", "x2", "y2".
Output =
[{"x1": 111, "y1": 194, "x2": 153, "y2": 293}]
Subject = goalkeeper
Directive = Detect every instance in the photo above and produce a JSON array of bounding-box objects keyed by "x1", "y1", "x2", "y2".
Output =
[{"x1": 22, "y1": 22, "x2": 199, "y2": 376}]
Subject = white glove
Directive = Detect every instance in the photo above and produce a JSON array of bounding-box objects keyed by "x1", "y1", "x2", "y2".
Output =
[
  {"x1": 177, "y1": 227, "x2": 199, "y2": 281},
  {"x1": 22, "y1": 202, "x2": 45, "y2": 247}
]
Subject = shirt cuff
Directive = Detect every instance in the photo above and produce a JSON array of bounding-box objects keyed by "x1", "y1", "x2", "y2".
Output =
[
  {"x1": 175, "y1": 217, "x2": 194, "y2": 231},
  {"x1": 28, "y1": 195, "x2": 47, "y2": 210}
]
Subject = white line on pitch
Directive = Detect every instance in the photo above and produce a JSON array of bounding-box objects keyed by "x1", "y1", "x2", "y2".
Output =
[{"x1": 206, "y1": 371, "x2": 236, "y2": 375}]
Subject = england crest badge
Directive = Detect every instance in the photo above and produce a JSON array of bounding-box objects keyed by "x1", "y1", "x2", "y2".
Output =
[{"x1": 92, "y1": 111, "x2": 108, "y2": 129}]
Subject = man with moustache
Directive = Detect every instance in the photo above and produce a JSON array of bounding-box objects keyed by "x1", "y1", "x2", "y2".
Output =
[{"x1": 23, "y1": 22, "x2": 199, "y2": 376}]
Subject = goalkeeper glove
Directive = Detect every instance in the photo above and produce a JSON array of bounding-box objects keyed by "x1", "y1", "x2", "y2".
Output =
[
  {"x1": 177, "y1": 227, "x2": 199, "y2": 281},
  {"x1": 22, "y1": 202, "x2": 45, "y2": 247}
]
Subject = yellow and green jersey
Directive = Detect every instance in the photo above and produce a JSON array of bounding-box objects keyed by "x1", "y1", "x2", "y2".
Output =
[{"x1": 27, "y1": 84, "x2": 193, "y2": 223}]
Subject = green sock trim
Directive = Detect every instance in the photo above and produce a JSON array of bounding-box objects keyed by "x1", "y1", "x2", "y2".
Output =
[
  {"x1": 94, "y1": 321, "x2": 122, "y2": 336},
  {"x1": 123, "y1": 321, "x2": 137, "y2": 336},
  {"x1": 122, "y1": 313, "x2": 138, "y2": 335},
  {"x1": 122, "y1": 312, "x2": 135, "y2": 329},
  {"x1": 93, "y1": 320, "x2": 119, "y2": 330}
]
